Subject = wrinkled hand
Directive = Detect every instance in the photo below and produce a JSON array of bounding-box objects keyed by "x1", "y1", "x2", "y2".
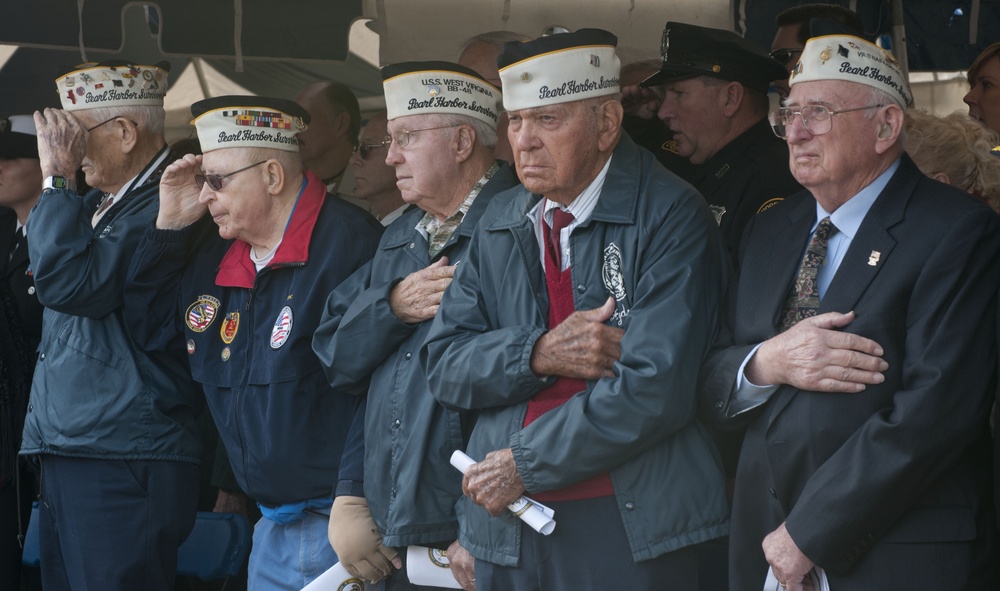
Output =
[
  {"x1": 446, "y1": 539, "x2": 476, "y2": 591},
  {"x1": 34, "y1": 108, "x2": 87, "y2": 179},
  {"x1": 530, "y1": 296, "x2": 624, "y2": 380},
  {"x1": 157, "y1": 153, "x2": 208, "y2": 230},
  {"x1": 621, "y1": 84, "x2": 662, "y2": 119},
  {"x1": 747, "y1": 311, "x2": 887, "y2": 392},
  {"x1": 212, "y1": 488, "x2": 249, "y2": 522},
  {"x1": 388, "y1": 257, "x2": 455, "y2": 323},
  {"x1": 463, "y1": 449, "x2": 525, "y2": 517},
  {"x1": 763, "y1": 523, "x2": 815, "y2": 591},
  {"x1": 328, "y1": 496, "x2": 401, "y2": 582}
]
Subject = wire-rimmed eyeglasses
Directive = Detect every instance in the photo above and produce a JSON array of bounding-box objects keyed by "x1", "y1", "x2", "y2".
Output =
[
  {"x1": 195, "y1": 160, "x2": 267, "y2": 191},
  {"x1": 383, "y1": 124, "x2": 461, "y2": 148},
  {"x1": 354, "y1": 139, "x2": 390, "y2": 160},
  {"x1": 86, "y1": 116, "x2": 139, "y2": 132},
  {"x1": 768, "y1": 104, "x2": 886, "y2": 139}
]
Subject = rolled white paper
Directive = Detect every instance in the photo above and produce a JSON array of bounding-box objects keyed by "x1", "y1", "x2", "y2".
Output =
[
  {"x1": 405, "y1": 545, "x2": 462, "y2": 588},
  {"x1": 300, "y1": 562, "x2": 367, "y2": 591},
  {"x1": 450, "y1": 450, "x2": 557, "y2": 536}
]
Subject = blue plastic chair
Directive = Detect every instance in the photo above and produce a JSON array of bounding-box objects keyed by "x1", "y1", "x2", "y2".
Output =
[{"x1": 22, "y1": 506, "x2": 251, "y2": 582}]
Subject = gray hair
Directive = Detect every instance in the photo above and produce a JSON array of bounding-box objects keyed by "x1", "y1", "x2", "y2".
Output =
[
  {"x1": 432, "y1": 113, "x2": 498, "y2": 148},
  {"x1": 84, "y1": 105, "x2": 164, "y2": 138}
]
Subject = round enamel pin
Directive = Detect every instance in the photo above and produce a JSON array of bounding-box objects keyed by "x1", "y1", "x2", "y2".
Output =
[
  {"x1": 270, "y1": 306, "x2": 293, "y2": 349},
  {"x1": 221, "y1": 347, "x2": 231, "y2": 362},
  {"x1": 186, "y1": 339, "x2": 196, "y2": 355}
]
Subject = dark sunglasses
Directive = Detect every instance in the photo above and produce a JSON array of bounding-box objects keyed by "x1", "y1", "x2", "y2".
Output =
[
  {"x1": 354, "y1": 140, "x2": 389, "y2": 160},
  {"x1": 195, "y1": 160, "x2": 267, "y2": 191},
  {"x1": 769, "y1": 47, "x2": 803, "y2": 64}
]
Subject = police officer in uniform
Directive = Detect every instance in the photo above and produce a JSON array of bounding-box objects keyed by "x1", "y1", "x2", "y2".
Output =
[{"x1": 638, "y1": 22, "x2": 803, "y2": 261}]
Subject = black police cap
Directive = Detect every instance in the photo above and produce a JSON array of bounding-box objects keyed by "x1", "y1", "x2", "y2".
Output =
[{"x1": 640, "y1": 22, "x2": 787, "y2": 93}]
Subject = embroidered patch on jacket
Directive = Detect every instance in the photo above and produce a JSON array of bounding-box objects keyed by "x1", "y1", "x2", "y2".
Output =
[
  {"x1": 185, "y1": 295, "x2": 221, "y2": 332},
  {"x1": 270, "y1": 306, "x2": 293, "y2": 349}
]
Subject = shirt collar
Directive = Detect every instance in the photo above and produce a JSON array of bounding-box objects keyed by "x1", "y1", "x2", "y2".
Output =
[
  {"x1": 529, "y1": 155, "x2": 613, "y2": 225},
  {"x1": 815, "y1": 157, "x2": 900, "y2": 239}
]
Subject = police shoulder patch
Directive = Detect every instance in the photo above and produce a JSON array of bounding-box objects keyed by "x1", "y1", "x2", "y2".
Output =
[{"x1": 756, "y1": 197, "x2": 784, "y2": 214}]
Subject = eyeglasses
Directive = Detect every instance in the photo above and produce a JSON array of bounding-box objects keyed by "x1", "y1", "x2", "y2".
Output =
[
  {"x1": 768, "y1": 104, "x2": 887, "y2": 139},
  {"x1": 85, "y1": 116, "x2": 138, "y2": 132},
  {"x1": 384, "y1": 124, "x2": 460, "y2": 148},
  {"x1": 195, "y1": 160, "x2": 267, "y2": 191},
  {"x1": 769, "y1": 47, "x2": 803, "y2": 64},
  {"x1": 354, "y1": 139, "x2": 390, "y2": 160}
]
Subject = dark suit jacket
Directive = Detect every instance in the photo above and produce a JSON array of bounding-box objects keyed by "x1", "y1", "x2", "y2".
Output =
[
  {"x1": 701, "y1": 156, "x2": 1000, "y2": 590},
  {"x1": 1, "y1": 208, "x2": 41, "y2": 353}
]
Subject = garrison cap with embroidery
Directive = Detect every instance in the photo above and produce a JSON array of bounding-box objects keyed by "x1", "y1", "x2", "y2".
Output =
[
  {"x1": 382, "y1": 61, "x2": 500, "y2": 128},
  {"x1": 640, "y1": 22, "x2": 787, "y2": 93},
  {"x1": 497, "y1": 28, "x2": 620, "y2": 111},
  {"x1": 790, "y1": 34, "x2": 913, "y2": 109},
  {"x1": 56, "y1": 60, "x2": 170, "y2": 111},
  {"x1": 0, "y1": 115, "x2": 38, "y2": 159},
  {"x1": 191, "y1": 95, "x2": 310, "y2": 153}
]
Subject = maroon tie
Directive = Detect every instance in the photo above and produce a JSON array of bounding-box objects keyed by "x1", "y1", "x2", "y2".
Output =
[{"x1": 547, "y1": 208, "x2": 575, "y2": 269}]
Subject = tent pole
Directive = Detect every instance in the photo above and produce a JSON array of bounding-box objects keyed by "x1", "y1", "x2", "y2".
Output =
[
  {"x1": 193, "y1": 58, "x2": 212, "y2": 99},
  {"x1": 889, "y1": 0, "x2": 909, "y2": 78}
]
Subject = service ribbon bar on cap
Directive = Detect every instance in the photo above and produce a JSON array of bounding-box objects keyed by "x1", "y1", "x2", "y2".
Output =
[
  {"x1": 191, "y1": 95, "x2": 310, "y2": 153},
  {"x1": 790, "y1": 34, "x2": 913, "y2": 109},
  {"x1": 498, "y1": 28, "x2": 621, "y2": 112},
  {"x1": 382, "y1": 61, "x2": 500, "y2": 128},
  {"x1": 56, "y1": 61, "x2": 169, "y2": 111}
]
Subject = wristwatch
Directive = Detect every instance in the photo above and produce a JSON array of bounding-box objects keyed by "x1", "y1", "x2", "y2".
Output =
[{"x1": 42, "y1": 175, "x2": 71, "y2": 192}]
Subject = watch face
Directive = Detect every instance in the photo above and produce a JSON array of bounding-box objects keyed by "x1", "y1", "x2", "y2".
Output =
[{"x1": 44, "y1": 176, "x2": 68, "y2": 190}]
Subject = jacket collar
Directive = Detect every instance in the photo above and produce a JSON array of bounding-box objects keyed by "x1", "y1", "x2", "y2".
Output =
[
  {"x1": 215, "y1": 170, "x2": 326, "y2": 288},
  {"x1": 381, "y1": 160, "x2": 517, "y2": 250},
  {"x1": 488, "y1": 133, "x2": 643, "y2": 231}
]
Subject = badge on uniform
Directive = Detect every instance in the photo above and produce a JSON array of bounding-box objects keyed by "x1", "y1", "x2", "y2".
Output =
[
  {"x1": 756, "y1": 197, "x2": 783, "y2": 214},
  {"x1": 185, "y1": 295, "x2": 221, "y2": 332},
  {"x1": 710, "y1": 205, "x2": 726, "y2": 225},
  {"x1": 270, "y1": 306, "x2": 293, "y2": 349},
  {"x1": 220, "y1": 312, "x2": 240, "y2": 344}
]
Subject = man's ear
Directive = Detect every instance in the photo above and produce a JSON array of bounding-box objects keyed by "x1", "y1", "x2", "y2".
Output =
[
  {"x1": 264, "y1": 160, "x2": 285, "y2": 195},
  {"x1": 118, "y1": 118, "x2": 139, "y2": 154},
  {"x1": 597, "y1": 100, "x2": 624, "y2": 152},
  {"x1": 874, "y1": 104, "x2": 905, "y2": 154},
  {"x1": 720, "y1": 82, "x2": 744, "y2": 118},
  {"x1": 454, "y1": 124, "x2": 476, "y2": 162}
]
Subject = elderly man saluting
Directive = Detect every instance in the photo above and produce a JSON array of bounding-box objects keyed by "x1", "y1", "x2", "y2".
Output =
[
  {"x1": 313, "y1": 61, "x2": 518, "y2": 590},
  {"x1": 422, "y1": 29, "x2": 730, "y2": 590},
  {"x1": 700, "y1": 34, "x2": 1000, "y2": 590},
  {"x1": 124, "y1": 96, "x2": 382, "y2": 591},
  {"x1": 24, "y1": 61, "x2": 203, "y2": 591}
]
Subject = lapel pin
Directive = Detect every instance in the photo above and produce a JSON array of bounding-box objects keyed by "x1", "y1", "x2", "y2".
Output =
[{"x1": 868, "y1": 250, "x2": 881, "y2": 266}]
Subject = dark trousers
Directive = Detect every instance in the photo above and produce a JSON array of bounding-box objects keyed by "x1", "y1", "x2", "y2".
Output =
[
  {"x1": 38, "y1": 455, "x2": 199, "y2": 591},
  {"x1": 0, "y1": 464, "x2": 41, "y2": 590},
  {"x1": 476, "y1": 495, "x2": 700, "y2": 591}
]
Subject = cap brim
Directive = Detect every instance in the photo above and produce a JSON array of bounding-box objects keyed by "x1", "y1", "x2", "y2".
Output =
[{"x1": 639, "y1": 68, "x2": 701, "y2": 87}]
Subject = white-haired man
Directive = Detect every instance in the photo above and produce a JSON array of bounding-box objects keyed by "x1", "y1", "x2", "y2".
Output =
[
  {"x1": 423, "y1": 29, "x2": 730, "y2": 590},
  {"x1": 701, "y1": 34, "x2": 1000, "y2": 590},
  {"x1": 25, "y1": 60, "x2": 203, "y2": 590},
  {"x1": 124, "y1": 95, "x2": 383, "y2": 591},
  {"x1": 314, "y1": 61, "x2": 518, "y2": 591}
]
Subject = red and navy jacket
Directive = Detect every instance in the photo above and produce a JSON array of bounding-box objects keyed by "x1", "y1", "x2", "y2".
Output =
[{"x1": 125, "y1": 171, "x2": 382, "y2": 505}]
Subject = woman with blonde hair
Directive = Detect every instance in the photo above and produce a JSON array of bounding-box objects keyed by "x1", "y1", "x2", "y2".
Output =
[
  {"x1": 965, "y1": 42, "x2": 1000, "y2": 133},
  {"x1": 904, "y1": 109, "x2": 1000, "y2": 211}
]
